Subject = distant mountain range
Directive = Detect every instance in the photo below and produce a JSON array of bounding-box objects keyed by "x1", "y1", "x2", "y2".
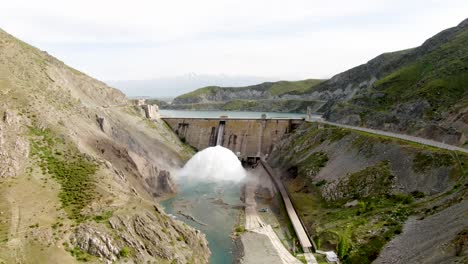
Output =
[{"x1": 106, "y1": 74, "x2": 278, "y2": 98}]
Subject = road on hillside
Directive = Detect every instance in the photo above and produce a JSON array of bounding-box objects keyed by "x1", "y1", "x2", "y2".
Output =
[{"x1": 313, "y1": 120, "x2": 468, "y2": 154}]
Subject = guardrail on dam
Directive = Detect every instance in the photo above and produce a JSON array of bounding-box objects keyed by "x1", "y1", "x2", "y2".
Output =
[{"x1": 162, "y1": 117, "x2": 305, "y2": 159}]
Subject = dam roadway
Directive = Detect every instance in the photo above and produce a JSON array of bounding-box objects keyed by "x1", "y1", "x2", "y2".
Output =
[{"x1": 314, "y1": 119, "x2": 468, "y2": 154}]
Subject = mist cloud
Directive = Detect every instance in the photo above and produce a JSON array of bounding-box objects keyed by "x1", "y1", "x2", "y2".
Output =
[{"x1": 177, "y1": 146, "x2": 246, "y2": 183}]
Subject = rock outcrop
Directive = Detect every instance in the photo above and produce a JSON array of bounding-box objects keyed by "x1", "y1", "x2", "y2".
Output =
[
  {"x1": 73, "y1": 225, "x2": 121, "y2": 261},
  {"x1": 146, "y1": 170, "x2": 177, "y2": 196},
  {"x1": 71, "y1": 211, "x2": 210, "y2": 263},
  {"x1": 0, "y1": 110, "x2": 29, "y2": 178}
]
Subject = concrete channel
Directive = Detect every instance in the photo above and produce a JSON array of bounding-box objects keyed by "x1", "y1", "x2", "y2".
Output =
[{"x1": 259, "y1": 160, "x2": 318, "y2": 264}]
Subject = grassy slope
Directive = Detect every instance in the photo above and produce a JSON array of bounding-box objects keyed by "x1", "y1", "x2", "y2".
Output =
[
  {"x1": 354, "y1": 28, "x2": 468, "y2": 119},
  {"x1": 175, "y1": 79, "x2": 323, "y2": 100},
  {"x1": 270, "y1": 123, "x2": 467, "y2": 264}
]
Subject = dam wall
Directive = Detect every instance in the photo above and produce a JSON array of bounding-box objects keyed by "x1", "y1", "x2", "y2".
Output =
[{"x1": 162, "y1": 117, "x2": 304, "y2": 159}]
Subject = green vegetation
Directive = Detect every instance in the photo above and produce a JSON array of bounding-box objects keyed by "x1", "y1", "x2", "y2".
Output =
[
  {"x1": 314, "y1": 254, "x2": 329, "y2": 264},
  {"x1": 326, "y1": 126, "x2": 351, "y2": 142},
  {"x1": 175, "y1": 79, "x2": 324, "y2": 101},
  {"x1": 267, "y1": 79, "x2": 323, "y2": 96},
  {"x1": 176, "y1": 86, "x2": 220, "y2": 100},
  {"x1": 119, "y1": 247, "x2": 132, "y2": 258},
  {"x1": 92, "y1": 211, "x2": 113, "y2": 223},
  {"x1": 69, "y1": 247, "x2": 94, "y2": 262},
  {"x1": 353, "y1": 29, "x2": 468, "y2": 120},
  {"x1": 287, "y1": 180, "x2": 413, "y2": 264},
  {"x1": 297, "y1": 152, "x2": 329, "y2": 179},
  {"x1": 296, "y1": 254, "x2": 307, "y2": 263},
  {"x1": 413, "y1": 152, "x2": 455, "y2": 172},
  {"x1": 29, "y1": 126, "x2": 97, "y2": 222},
  {"x1": 336, "y1": 161, "x2": 394, "y2": 200},
  {"x1": 234, "y1": 225, "x2": 245, "y2": 233}
]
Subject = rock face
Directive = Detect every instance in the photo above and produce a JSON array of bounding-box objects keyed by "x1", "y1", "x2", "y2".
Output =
[
  {"x1": 375, "y1": 200, "x2": 468, "y2": 264},
  {"x1": 146, "y1": 170, "x2": 177, "y2": 196},
  {"x1": 73, "y1": 225, "x2": 120, "y2": 261},
  {"x1": 96, "y1": 115, "x2": 107, "y2": 133},
  {"x1": 0, "y1": 110, "x2": 29, "y2": 178},
  {"x1": 107, "y1": 212, "x2": 210, "y2": 263},
  {"x1": 71, "y1": 211, "x2": 210, "y2": 263},
  {"x1": 0, "y1": 28, "x2": 208, "y2": 263},
  {"x1": 72, "y1": 211, "x2": 210, "y2": 263},
  {"x1": 141, "y1": 104, "x2": 159, "y2": 119}
]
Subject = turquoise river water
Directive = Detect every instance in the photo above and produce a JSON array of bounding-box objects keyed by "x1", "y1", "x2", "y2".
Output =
[{"x1": 160, "y1": 180, "x2": 243, "y2": 263}]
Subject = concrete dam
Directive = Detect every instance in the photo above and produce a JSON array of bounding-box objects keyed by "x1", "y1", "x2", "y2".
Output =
[{"x1": 162, "y1": 117, "x2": 305, "y2": 160}]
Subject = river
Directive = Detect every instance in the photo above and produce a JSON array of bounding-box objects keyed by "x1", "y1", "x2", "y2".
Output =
[{"x1": 160, "y1": 179, "x2": 243, "y2": 263}]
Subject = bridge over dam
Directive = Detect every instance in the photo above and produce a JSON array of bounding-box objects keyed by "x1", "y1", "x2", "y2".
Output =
[{"x1": 162, "y1": 117, "x2": 305, "y2": 160}]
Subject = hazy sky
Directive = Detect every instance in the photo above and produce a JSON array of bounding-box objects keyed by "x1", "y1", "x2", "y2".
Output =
[{"x1": 1, "y1": 0, "x2": 467, "y2": 81}]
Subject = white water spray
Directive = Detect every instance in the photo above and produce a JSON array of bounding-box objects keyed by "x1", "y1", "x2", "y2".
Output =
[
  {"x1": 216, "y1": 122, "x2": 225, "y2": 146},
  {"x1": 177, "y1": 146, "x2": 246, "y2": 182}
]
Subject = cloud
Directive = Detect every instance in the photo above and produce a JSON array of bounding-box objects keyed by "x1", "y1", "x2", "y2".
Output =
[{"x1": 1, "y1": 0, "x2": 467, "y2": 81}]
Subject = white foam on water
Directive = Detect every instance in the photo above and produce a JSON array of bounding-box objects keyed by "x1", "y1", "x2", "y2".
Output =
[{"x1": 177, "y1": 146, "x2": 246, "y2": 182}]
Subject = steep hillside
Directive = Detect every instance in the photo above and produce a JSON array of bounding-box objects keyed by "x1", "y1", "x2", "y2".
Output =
[
  {"x1": 283, "y1": 18, "x2": 468, "y2": 146},
  {"x1": 170, "y1": 79, "x2": 324, "y2": 112},
  {"x1": 268, "y1": 123, "x2": 467, "y2": 264},
  {"x1": 0, "y1": 29, "x2": 210, "y2": 263}
]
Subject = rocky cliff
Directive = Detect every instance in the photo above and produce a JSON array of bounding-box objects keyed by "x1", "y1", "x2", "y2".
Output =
[
  {"x1": 268, "y1": 122, "x2": 467, "y2": 264},
  {"x1": 0, "y1": 29, "x2": 210, "y2": 263}
]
